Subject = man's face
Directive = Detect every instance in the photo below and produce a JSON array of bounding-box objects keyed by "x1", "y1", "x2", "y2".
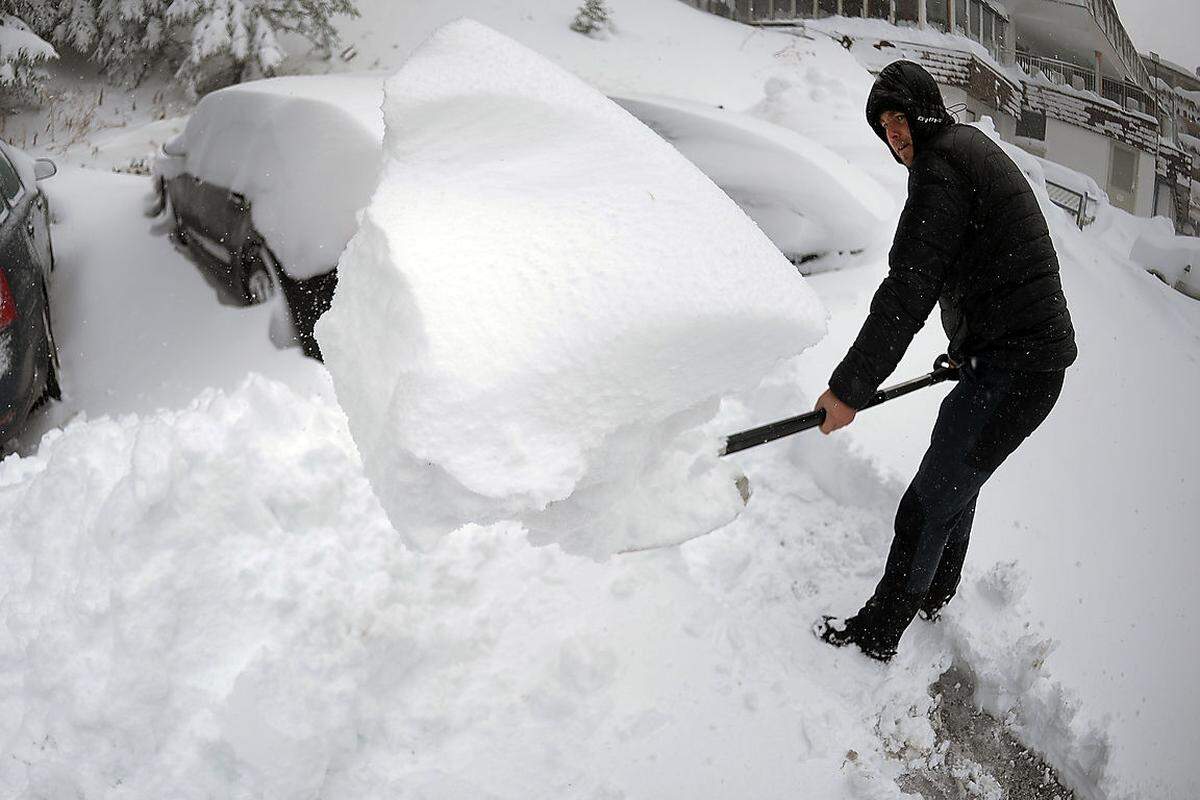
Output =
[{"x1": 880, "y1": 110, "x2": 914, "y2": 166}]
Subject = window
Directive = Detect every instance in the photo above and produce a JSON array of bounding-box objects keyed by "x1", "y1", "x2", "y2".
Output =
[
  {"x1": 867, "y1": 0, "x2": 889, "y2": 20},
  {"x1": 969, "y1": 0, "x2": 982, "y2": 41},
  {"x1": 0, "y1": 152, "x2": 25, "y2": 206},
  {"x1": 1016, "y1": 109, "x2": 1047, "y2": 140},
  {"x1": 984, "y1": 10, "x2": 994, "y2": 47},
  {"x1": 896, "y1": 0, "x2": 919, "y2": 24},
  {"x1": 1108, "y1": 143, "x2": 1139, "y2": 213},
  {"x1": 843, "y1": 0, "x2": 864, "y2": 16},
  {"x1": 818, "y1": 0, "x2": 838, "y2": 17},
  {"x1": 954, "y1": 0, "x2": 968, "y2": 34},
  {"x1": 928, "y1": 0, "x2": 949, "y2": 31}
]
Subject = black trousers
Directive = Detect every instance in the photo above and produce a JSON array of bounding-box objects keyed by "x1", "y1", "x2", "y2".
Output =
[{"x1": 860, "y1": 359, "x2": 1065, "y2": 642}]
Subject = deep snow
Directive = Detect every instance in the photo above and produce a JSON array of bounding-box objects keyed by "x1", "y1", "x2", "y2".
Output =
[
  {"x1": 2, "y1": 1, "x2": 1199, "y2": 798},
  {"x1": 318, "y1": 20, "x2": 824, "y2": 557}
]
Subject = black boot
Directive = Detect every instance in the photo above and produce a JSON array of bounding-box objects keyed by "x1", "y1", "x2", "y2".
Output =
[{"x1": 814, "y1": 589, "x2": 923, "y2": 662}]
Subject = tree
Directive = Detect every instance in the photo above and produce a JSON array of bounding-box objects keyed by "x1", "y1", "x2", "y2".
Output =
[
  {"x1": 0, "y1": 10, "x2": 57, "y2": 103},
  {"x1": 7, "y1": 0, "x2": 358, "y2": 94},
  {"x1": 170, "y1": 0, "x2": 358, "y2": 94},
  {"x1": 571, "y1": 0, "x2": 612, "y2": 37}
]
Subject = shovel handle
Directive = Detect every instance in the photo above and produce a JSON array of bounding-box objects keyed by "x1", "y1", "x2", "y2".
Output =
[{"x1": 721, "y1": 355, "x2": 958, "y2": 457}]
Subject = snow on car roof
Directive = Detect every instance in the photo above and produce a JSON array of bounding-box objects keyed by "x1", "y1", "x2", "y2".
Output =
[
  {"x1": 612, "y1": 92, "x2": 892, "y2": 258},
  {"x1": 174, "y1": 73, "x2": 387, "y2": 280}
]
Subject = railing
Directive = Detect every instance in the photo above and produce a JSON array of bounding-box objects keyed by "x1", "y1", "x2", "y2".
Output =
[
  {"x1": 1100, "y1": 76, "x2": 1156, "y2": 117},
  {"x1": 1016, "y1": 53, "x2": 1096, "y2": 93},
  {"x1": 1045, "y1": 179, "x2": 1097, "y2": 229},
  {"x1": 1015, "y1": 52, "x2": 1157, "y2": 117}
]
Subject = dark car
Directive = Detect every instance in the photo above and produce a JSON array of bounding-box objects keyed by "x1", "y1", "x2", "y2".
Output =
[
  {"x1": 0, "y1": 141, "x2": 59, "y2": 447},
  {"x1": 152, "y1": 73, "x2": 385, "y2": 360}
]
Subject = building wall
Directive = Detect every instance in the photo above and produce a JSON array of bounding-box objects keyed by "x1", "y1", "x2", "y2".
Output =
[
  {"x1": 1034, "y1": 119, "x2": 1154, "y2": 214},
  {"x1": 941, "y1": 85, "x2": 1017, "y2": 138}
]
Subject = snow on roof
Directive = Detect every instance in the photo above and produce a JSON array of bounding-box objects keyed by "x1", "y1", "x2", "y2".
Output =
[
  {"x1": 317, "y1": 19, "x2": 826, "y2": 558},
  {"x1": 173, "y1": 72, "x2": 387, "y2": 280}
]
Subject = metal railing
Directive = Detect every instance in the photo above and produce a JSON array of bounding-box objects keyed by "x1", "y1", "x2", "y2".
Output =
[
  {"x1": 1015, "y1": 53, "x2": 1157, "y2": 117},
  {"x1": 1100, "y1": 76, "x2": 1156, "y2": 117},
  {"x1": 1015, "y1": 53, "x2": 1096, "y2": 93},
  {"x1": 1045, "y1": 179, "x2": 1096, "y2": 229}
]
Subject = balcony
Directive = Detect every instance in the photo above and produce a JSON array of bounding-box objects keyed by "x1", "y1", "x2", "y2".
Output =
[
  {"x1": 1004, "y1": 0, "x2": 1150, "y2": 91},
  {"x1": 1015, "y1": 53, "x2": 1157, "y2": 117}
]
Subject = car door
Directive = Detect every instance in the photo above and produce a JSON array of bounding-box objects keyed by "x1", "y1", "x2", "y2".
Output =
[{"x1": 0, "y1": 149, "x2": 51, "y2": 277}]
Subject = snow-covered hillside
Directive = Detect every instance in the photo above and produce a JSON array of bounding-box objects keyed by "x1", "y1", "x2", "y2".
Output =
[{"x1": 3, "y1": 2, "x2": 1198, "y2": 799}]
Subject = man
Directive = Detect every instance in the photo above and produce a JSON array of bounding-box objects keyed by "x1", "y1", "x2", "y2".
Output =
[{"x1": 812, "y1": 60, "x2": 1077, "y2": 662}]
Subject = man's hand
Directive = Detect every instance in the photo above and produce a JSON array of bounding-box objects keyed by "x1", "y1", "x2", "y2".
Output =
[{"x1": 815, "y1": 388, "x2": 857, "y2": 434}]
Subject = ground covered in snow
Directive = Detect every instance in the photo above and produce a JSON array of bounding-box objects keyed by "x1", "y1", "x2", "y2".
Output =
[{"x1": 3, "y1": 2, "x2": 1199, "y2": 799}]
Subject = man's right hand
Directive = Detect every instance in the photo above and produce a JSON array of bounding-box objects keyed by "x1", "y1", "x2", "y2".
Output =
[{"x1": 814, "y1": 388, "x2": 857, "y2": 435}]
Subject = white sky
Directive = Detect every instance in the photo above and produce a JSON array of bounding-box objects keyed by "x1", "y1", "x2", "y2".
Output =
[{"x1": 1112, "y1": 0, "x2": 1200, "y2": 73}]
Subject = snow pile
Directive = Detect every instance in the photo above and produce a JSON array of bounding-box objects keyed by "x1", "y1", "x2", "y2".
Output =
[
  {"x1": 0, "y1": 378, "x2": 398, "y2": 798},
  {"x1": 612, "y1": 92, "x2": 893, "y2": 264},
  {"x1": 164, "y1": 73, "x2": 386, "y2": 279},
  {"x1": 318, "y1": 20, "x2": 825, "y2": 557},
  {"x1": 1127, "y1": 216, "x2": 1200, "y2": 296}
]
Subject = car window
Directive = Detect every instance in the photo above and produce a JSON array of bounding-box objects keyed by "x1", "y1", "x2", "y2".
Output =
[{"x1": 0, "y1": 151, "x2": 25, "y2": 206}]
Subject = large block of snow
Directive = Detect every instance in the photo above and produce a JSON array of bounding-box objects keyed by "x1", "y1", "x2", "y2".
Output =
[{"x1": 317, "y1": 20, "x2": 825, "y2": 557}]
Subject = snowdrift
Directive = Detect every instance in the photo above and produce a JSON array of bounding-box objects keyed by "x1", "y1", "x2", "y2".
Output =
[{"x1": 317, "y1": 20, "x2": 825, "y2": 557}]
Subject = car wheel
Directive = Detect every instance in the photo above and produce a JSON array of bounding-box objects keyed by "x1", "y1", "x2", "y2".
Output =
[
  {"x1": 240, "y1": 245, "x2": 276, "y2": 306},
  {"x1": 172, "y1": 204, "x2": 189, "y2": 245},
  {"x1": 32, "y1": 286, "x2": 61, "y2": 408}
]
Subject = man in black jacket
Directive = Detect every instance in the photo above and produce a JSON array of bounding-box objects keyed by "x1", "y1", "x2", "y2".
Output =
[{"x1": 813, "y1": 60, "x2": 1077, "y2": 662}]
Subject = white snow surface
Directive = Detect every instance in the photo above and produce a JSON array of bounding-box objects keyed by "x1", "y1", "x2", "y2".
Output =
[
  {"x1": 318, "y1": 21, "x2": 825, "y2": 557},
  {"x1": 4, "y1": 2, "x2": 1200, "y2": 799},
  {"x1": 166, "y1": 73, "x2": 386, "y2": 279}
]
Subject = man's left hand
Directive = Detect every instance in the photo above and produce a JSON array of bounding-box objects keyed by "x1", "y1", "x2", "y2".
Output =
[{"x1": 815, "y1": 388, "x2": 857, "y2": 434}]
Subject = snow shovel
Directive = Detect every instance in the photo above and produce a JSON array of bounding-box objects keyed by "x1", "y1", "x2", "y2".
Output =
[{"x1": 721, "y1": 354, "x2": 958, "y2": 457}]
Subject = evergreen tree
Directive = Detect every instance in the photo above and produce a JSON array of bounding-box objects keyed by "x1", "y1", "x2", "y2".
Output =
[
  {"x1": 571, "y1": 0, "x2": 612, "y2": 37},
  {"x1": 171, "y1": 0, "x2": 356, "y2": 94},
  {"x1": 6, "y1": 0, "x2": 358, "y2": 94},
  {"x1": 0, "y1": 9, "x2": 57, "y2": 102}
]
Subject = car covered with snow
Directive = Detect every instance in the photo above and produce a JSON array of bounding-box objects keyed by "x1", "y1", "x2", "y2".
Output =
[
  {"x1": 0, "y1": 140, "x2": 59, "y2": 448},
  {"x1": 153, "y1": 73, "x2": 386, "y2": 359}
]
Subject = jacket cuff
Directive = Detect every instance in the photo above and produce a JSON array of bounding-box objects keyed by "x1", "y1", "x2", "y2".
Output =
[{"x1": 828, "y1": 359, "x2": 879, "y2": 411}]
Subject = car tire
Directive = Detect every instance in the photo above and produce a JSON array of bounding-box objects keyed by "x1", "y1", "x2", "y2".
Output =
[
  {"x1": 240, "y1": 244, "x2": 277, "y2": 306},
  {"x1": 32, "y1": 285, "x2": 61, "y2": 408},
  {"x1": 172, "y1": 204, "x2": 189, "y2": 245}
]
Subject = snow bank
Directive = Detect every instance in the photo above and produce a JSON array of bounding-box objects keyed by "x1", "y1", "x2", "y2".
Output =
[
  {"x1": 167, "y1": 73, "x2": 386, "y2": 279},
  {"x1": 318, "y1": 20, "x2": 825, "y2": 557},
  {"x1": 0, "y1": 378, "x2": 399, "y2": 798},
  {"x1": 1128, "y1": 217, "x2": 1200, "y2": 296},
  {"x1": 612, "y1": 92, "x2": 893, "y2": 263}
]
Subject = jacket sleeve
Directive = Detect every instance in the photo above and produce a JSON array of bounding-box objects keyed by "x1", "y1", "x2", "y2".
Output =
[{"x1": 829, "y1": 152, "x2": 971, "y2": 409}]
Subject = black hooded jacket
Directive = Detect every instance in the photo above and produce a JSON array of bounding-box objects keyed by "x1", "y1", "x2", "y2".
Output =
[{"x1": 829, "y1": 61, "x2": 1077, "y2": 410}]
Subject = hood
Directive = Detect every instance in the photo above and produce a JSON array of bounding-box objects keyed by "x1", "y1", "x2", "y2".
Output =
[{"x1": 865, "y1": 60, "x2": 956, "y2": 165}]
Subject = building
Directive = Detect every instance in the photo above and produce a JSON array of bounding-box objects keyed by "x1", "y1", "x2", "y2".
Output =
[{"x1": 684, "y1": 0, "x2": 1196, "y2": 234}]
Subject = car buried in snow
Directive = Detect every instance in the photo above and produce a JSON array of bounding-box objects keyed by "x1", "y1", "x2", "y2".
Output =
[
  {"x1": 152, "y1": 73, "x2": 386, "y2": 360},
  {"x1": 0, "y1": 140, "x2": 59, "y2": 448},
  {"x1": 153, "y1": 74, "x2": 888, "y2": 360}
]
